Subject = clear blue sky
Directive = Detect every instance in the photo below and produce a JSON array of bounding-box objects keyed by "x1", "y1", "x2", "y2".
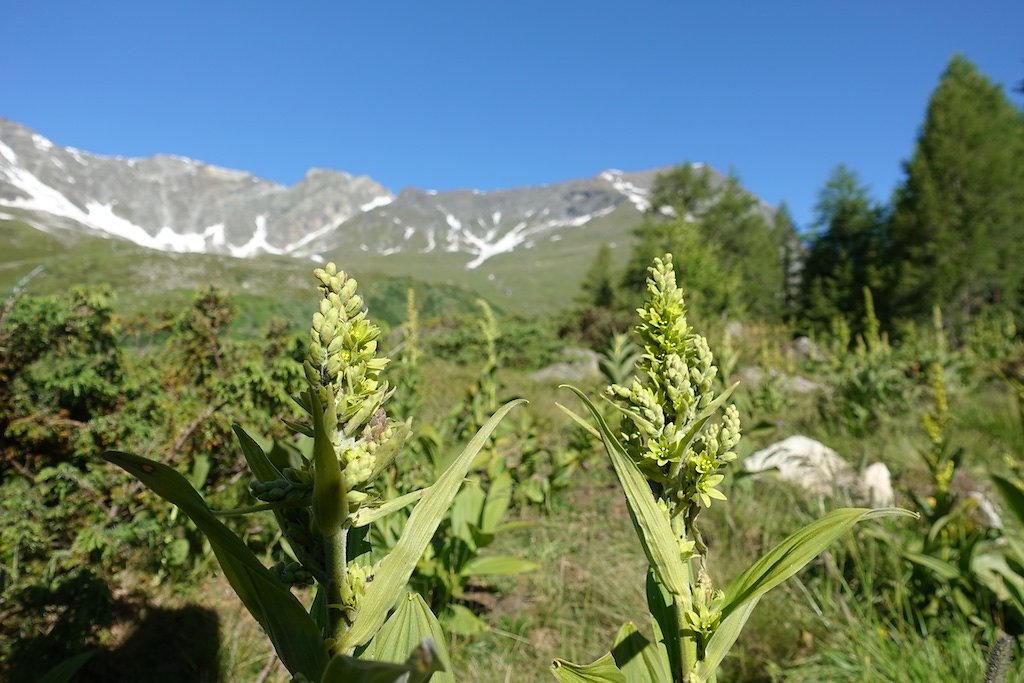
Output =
[{"x1": 5, "y1": 1, "x2": 1022, "y2": 230}]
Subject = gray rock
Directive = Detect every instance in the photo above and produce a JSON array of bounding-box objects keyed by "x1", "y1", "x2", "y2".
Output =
[
  {"x1": 529, "y1": 347, "x2": 601, "y2": 382},
  {"x1": 744, "y1": 436, "x2": 895, "y2": 507}
]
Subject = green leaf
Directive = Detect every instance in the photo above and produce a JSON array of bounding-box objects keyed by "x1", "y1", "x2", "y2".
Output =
[
  {"x1": 39, "y1": 651, "x2": 96, "y2": 683},
  {"x1": 551, "y1": 654, "x2": 626, "y2": 683},
  {"x1": 561, "y1": 386, "x2": 691, "y2": 601},
  {"x1": 481, "y1": 470, "x2": 513, "y2": 533},
  {"x1": 555, "y1": 401, "x2": 600, "y2": 439},
  {"x1": 461, "y1": 555, "x2": 540, "y2": 577},
  {"x1": 695, "y1": 600, "x2": 757, "y2": 682},
  {"x1": 904, "y1": 551, "x2": 962, "y2": 581},
  {"x1": 310, "y1": 387, "x2": 345, "y2": 537},
  {"x1": 973, "y1": 551, "x2": 1024, "y2": 615},
  {"x1": 351, "y1": 489, "x2": 426, "y2": 527},
  {"x1": 444, "y1": 604, "x2": 490, "y2": 636},
  {"x1": 357, "y1": 592, "x2": 453, "y2": 683},
  {"x1": 451, "y1": 480, "x2": 487, "y2": 547},
  {"x1": 340, "y1": 399, "x2": 526, "y2": 651},
  {"x1": 645, "y1": 569, "x2": 687, "y2": 681},
  {"x1": 322, "y1": 637, "x2": 446, "y2": 683},
  {"x1": 993, "y1": 475, "x2": 1024, "y2": 527},
  {"x1": 103, "y1": 451, "x2": 329, "y2": 680},
  {"x1": 232, "y1": 424, "x2": 283, "y2": 483},
  {"x1": 697, "y1": 507, "x2": 913, "y2": 679},
  {"x1": 611, "y1": 621, "x2": 671, "y2": 683}
]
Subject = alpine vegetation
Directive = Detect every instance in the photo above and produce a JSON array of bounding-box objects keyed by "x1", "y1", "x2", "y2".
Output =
[
  {"x1": 105, "y1": 263, "x2": 523, "y2": 682},
  {"x1": 554, "y1": 255, "x2": 913, "y2": 683}
]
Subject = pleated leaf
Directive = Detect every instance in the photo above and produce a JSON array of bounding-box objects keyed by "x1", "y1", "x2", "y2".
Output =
[
  {"x1": 352, "y1": 592, "x2": 453, "y2": 683},
  {"x1": 551, "y1": 653, "x2": 626, "y2": 683},
  {"x1": 461, "y1": 555, "x2": 540, "y2": 577},
  {"x1": 611, "y1": 621, "x2": 671, "y2": 683},
  {"x1": 339, "y1": 399, "x2": 525, "y2": 650},
  {"x1": 561, "y1": 386, "x2": 691, "y2": 600},
  {"x1": 992, "y1": 475, "x2": 1024, "y2": 527},
  {"x1": 103, "y1": 451, "x2": 329, "y2": 680},
  {"x1": 645, "y1": 568, "x2": 688, "y2": 681}
]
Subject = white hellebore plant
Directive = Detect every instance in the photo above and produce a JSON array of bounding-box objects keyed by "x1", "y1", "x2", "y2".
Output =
[
  {"x1": 106, "y1": 263, "x2": 523, "y2": 682},
  {"x1": 554, "y1": 254, "x2": 912, "y2": 683}
]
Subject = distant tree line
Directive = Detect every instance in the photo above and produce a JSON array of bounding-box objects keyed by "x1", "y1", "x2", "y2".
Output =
[{"x1": 570, "y1": 54, "x2": 1024, "y2": 344}]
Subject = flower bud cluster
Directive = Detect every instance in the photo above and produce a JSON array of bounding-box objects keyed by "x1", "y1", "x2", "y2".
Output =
[
  {"x1": 273, "y1": 560, "x2": 314, "y2": 586},
  {"x1": 606, "y1": 255, "x2": 741, "y2": 516},
  {"x1": 342, "y1": 561, "x2": 376, "y2": 614},
  {"x1": 302, "y1": 263, "x2": 407, "y2": 506}
]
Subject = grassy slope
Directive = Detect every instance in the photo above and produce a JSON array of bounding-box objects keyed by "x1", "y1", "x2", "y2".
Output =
[{"x1": 2, "y1": 205, "x2": 639, "y2": 324}]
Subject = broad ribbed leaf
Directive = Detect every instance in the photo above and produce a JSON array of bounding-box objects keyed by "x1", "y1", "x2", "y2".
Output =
[
  {"x1": 324, "y1": 634, "x2": 445, "y2": 682},
  {"x1": 993, "y1": 475, "x2": 1024, "y2": 527},
  {"x1": 561, "y1": 386, "x2": 691, "y2": 600},
  {"x1": 461, "y1": 555, "x2": 539, "y2": 577},
  {"x1": 551, "y1": 654, "x2": 626, "y2": 683},
  {"x1": 444, "y1": 604, "x2": 489, "y2": 636},
  {"x1": 481, "y1": 470, "x2": 513, "y2": 533},
  {"x1": 356, "y1": 592, "x2": 453, "y2": 683},
  {"x1": 645, "y1": 569, "x2": 688, "y2": 681},
  {"x1": 697, "y1": 507, "x2": 913, "y2": 680},
  {"x1": 103, "y1": 451, "x2": 328, "y2": 680},
  {"x1": 340, "y1": 399, "x2": 525, "y2": 650},
  {"x1": 611, "y1": 621, "x2": 671, "y2": 683}
]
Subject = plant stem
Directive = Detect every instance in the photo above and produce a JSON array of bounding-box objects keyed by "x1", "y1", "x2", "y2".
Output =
[{"x1": 325, "y1": 526, "x2": 350, "y2": 653}]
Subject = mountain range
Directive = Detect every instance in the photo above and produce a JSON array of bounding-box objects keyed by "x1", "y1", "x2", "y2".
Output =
[{"x1": 0, "y1": 118, "x2": 771, "y2": 314}]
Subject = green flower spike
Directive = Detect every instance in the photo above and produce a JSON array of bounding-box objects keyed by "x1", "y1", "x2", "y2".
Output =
[
  {"x1": 606, "y1": 254, "x2": 740, "y2": 524},
  {"x1": 303, "y1": 263, "x2": 409, "y2": 513}
]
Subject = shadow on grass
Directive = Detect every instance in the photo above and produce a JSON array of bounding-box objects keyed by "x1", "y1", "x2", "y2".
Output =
[
  {"x1": 81, "y1": 604, "x2": 221, "y2": 682},
  {"x1": 2, "y1": 569, "x2": 223, "y2": 683}
]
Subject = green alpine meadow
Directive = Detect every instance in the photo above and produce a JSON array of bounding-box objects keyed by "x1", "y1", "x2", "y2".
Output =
[{"x1": 3, "y1": 52, "x2": 1024, "y2": 683}]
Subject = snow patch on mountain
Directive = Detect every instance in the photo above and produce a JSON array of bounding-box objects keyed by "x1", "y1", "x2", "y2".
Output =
[
  {"x1": 601, "y1": 170, "x2": 650, "y2": 211},
  {"x1": 360, "y1": 195, "x2": 394, "y2": 212},
  {"x1": 463, "y1": 205, "x2": 615, "y2": 270},
  {"x1": 231, "y1": 215, "x2": 284, "y2": 258},
  {"x1": 0, "y1": 141, "x2": 18, "y2": 164}
]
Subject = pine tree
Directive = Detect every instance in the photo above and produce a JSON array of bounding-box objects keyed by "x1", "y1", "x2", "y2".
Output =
[
  {"x1": 799, "y1": 165, "x2": 886, "y2": 333},
  {"x1": 887, "y1": 55, "x2": 1024, "y2": 324}
]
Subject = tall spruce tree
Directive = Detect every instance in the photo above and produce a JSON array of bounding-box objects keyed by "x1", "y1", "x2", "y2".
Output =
[
  {"x1": 887, "y1": 55, "x2": 1024, "y2": 324},
  {"x1": 799, "y1": 165, "x2": 886, "y2": 333}
]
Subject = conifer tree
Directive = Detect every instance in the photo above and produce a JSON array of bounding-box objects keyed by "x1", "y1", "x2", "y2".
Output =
[
  {"x1": 887, "y1": 55, "x2": 1024, "y2": 324},
  {"x1": 579, "y1": 242, "x2": 617, "y2": 308},
  {"x1": 799, "y1": 165, "x2": 886, "y2": 333},
  {"x1": 625, "y1": 164, "x2": 784, "y2": 320}
]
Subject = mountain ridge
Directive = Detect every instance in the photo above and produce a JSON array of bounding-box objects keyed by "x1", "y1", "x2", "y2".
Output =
[{"x1": 0, "y1": 118, "x2": 735, "y2": 270}]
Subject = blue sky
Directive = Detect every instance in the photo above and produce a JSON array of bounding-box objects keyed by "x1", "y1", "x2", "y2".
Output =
[{"x1": 5, "y1": 2, "x2": 1022, "y2": 229}]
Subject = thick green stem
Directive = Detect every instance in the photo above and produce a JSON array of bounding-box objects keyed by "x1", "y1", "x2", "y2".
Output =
[
  {"x1": 675, "y1": 595, "x2": 698, "y2": 680},
  {"x1": 325, "y1": 527, "x2": 352, "y2": 653}
]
